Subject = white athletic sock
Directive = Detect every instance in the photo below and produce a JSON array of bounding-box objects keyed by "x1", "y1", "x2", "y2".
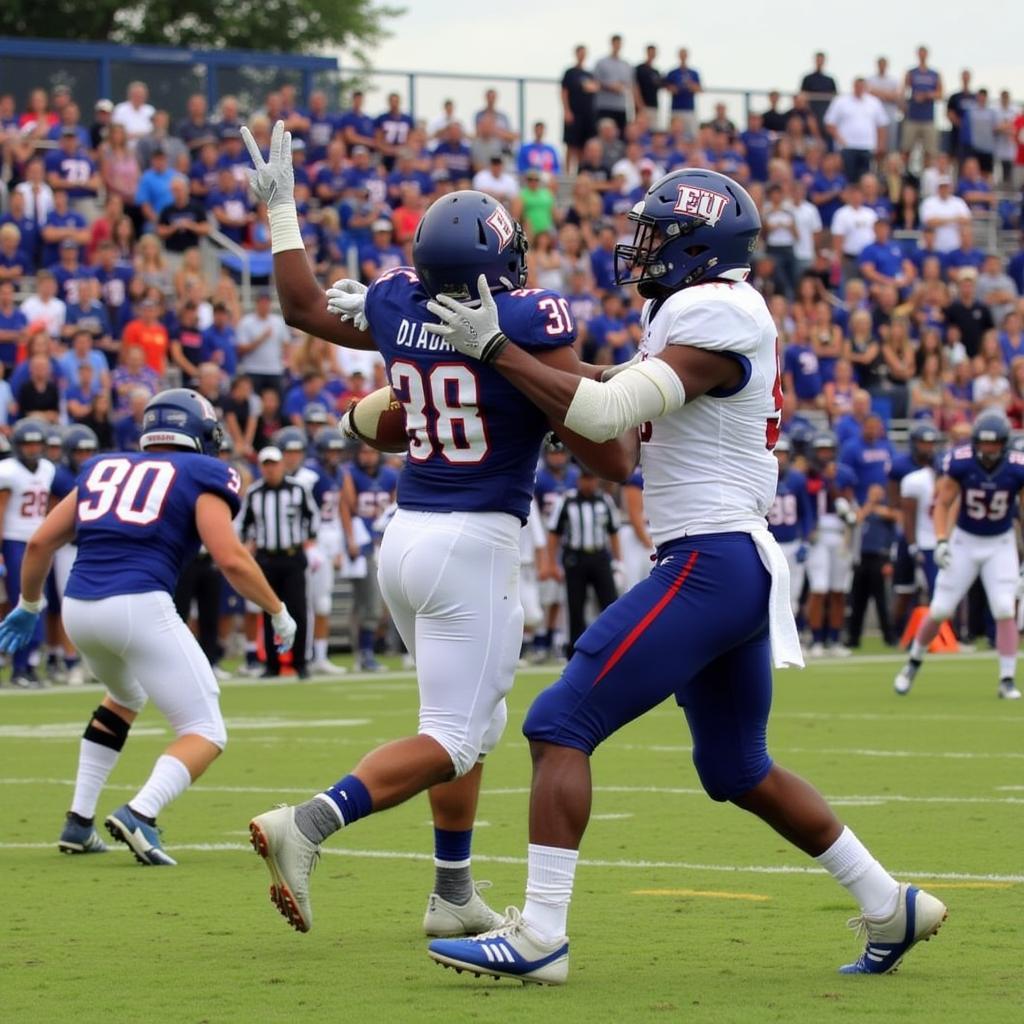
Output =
[
  {"x1": 314, "y1": 638, "x2": 328, "y2": 663},
  {"x1": 815, "y1": 826, "x2": 899, "y2": 918},
  {"x1": 999, "y1": 655, "x2": 1017, "y2": 680},
  {"x1": 909, "y1": 639, "x2": 926, "y2": 661},
  {"x1": 130, "y1": 755, "x2": 192, "y2": 820},
  {"x1": 522, "y1": 843, "x2": 579, "y2": 942},
  {"x1": 70, "y1": 739, "x2": 121, "y2": 819}
]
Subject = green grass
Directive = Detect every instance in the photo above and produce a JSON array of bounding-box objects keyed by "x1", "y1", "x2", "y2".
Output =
[{"x1": 2, "y1": 652, "x2": 1023, "y2": 1023}]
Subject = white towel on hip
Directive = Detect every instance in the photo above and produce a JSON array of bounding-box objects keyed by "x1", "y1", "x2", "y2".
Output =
[{"x1": 750, "y1": 528, "x2": 805, "y2": 669}]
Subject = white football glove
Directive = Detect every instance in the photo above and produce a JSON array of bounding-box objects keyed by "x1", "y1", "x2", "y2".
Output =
[
  {"x1": 270, "y1": 605, "x2": 297, "y2": 654},
  {"x1": 600, "y1": 353, "x2": 642, "y2": 380},
  {"x1": 834, "y1": 496, "x2": 858, "y2": 527},
  {"x1": 422, "y1": 274, "x2": 509, "y2": 362},
  {"x1": 326, "y1": 279, "x2": 369, "y2": 331},
  {"x1": 934, "y1": 539, "x2": 951, "y2": 570},
  {"x1": 241, "y1": 120, "x2": 294, "y2": 210}
]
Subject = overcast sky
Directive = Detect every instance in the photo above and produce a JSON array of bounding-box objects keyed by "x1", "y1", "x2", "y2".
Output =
[{"x1": 333, "y1": 1, "x2": 1023, "y2": 130}]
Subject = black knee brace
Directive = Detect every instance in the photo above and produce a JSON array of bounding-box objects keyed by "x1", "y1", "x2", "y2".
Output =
[{"x1": 83, "y1": 705, "x2": 131, "y2": 752}]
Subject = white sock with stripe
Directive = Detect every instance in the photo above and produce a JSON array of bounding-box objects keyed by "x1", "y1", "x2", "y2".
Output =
[
  {"x1": 522, "y1": 843, "x2": 578, "y2": 943},
  {"x1": 815, "y1": 826, "x2": 899, "y2": 918}
]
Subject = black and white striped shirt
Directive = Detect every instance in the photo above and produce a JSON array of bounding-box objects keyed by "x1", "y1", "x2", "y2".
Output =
[
  {"x1": 548, "y1": 489, "x2": 620, "y2": 553},
  {"x1": 240, "y1": 476, "x2": 320, "y2": 553}
]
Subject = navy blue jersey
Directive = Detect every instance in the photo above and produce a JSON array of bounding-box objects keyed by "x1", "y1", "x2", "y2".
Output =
[
  {"x1": 534, "y1": 464, "x2": 581, "y2": 521},
  {"x1": 51, "y1": 463, "x2": 78, "y2": 502},
  {"x1": 806, "y1": 464, "x2": 858, "y2": 519},
  {"x1": 348, "y1": 463, "x2": 399, "y2": 550},
  {"x1": 304, "y1": 457, "x2": 342, "y2": 528},
  {"x1": 944, "y1": 446, "x2": 1024, "y2": 537},
  {"x1": 364, "y1": 268, "x2": 574, "y2": 523},
  {"x1": 768, "y1": 468, "x2": 813, "y2": 543},
  {"x1": 66, "y1": 452, "x2": 241, "y2": 599},
  {"x1": 889, "y1": 452, "x2": 917, "y2": 484}
]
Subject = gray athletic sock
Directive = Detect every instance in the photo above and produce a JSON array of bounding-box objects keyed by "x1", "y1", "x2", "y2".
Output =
[
  {"x1": 434, "y1": 864, "x2": 473, "y2": 905},
  {"x1": 294, "y1": 797, "x2": 344, "y2": 844}
]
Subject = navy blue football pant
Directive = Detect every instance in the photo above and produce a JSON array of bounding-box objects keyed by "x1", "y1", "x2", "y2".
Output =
[
  {"x1": 3, "y1": 540, "x2": 45, "y2": 674},
  {"x1": 525, "y1": 533, "x2": 774, "y2": 802}
]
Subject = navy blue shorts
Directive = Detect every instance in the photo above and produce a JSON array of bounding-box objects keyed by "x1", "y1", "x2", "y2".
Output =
[
  {"x1": 220, "y1": 578, "x2": 244, "y2": 615},
  {"x1": 523, "y1": 532, "x2": 774, "y2": 801}
]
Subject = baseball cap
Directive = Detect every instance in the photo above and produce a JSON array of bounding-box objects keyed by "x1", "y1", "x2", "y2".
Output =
[
  {"x1": 372, "y1": 218, "x2": 393, "y2": 232},
  {"x1": 258, "y1": 446, "x2": 283, "y2": 463},
  {"x1": 95, "y1": 99, "x2": 114, "y2": 112},
  {"x1": 959, "y1": 267, "x2": 978, "y2": 280}
]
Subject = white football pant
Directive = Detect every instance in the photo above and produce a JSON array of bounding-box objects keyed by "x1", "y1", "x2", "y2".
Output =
[
  {"x1": 806, "y1": 527, "x2": 851, "y2": 594},
  {"x1": 930, "y1": 528, "x2": 1019, "y2": 621},
  {"x1": 618, "y1": 524, "x2": 655, "y2": 591}
]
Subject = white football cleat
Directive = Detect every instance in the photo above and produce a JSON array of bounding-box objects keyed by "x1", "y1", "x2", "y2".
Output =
[
  {"x1": 998, "y1": 679, "x2": 1022, "y2": 700},
  {"x1": 423, "y1": 881, "x2": 505, "y2": 937},
  {"x1": 66, "y1": 664, "x2": 87, "y2": 686},
  {"x1": 808, "y1": 642, "x2": 825, "y2": 658},
  {"x1": 310, "y1": 659, "x2": 348, "y2": 676},
  {"x1": 249, "y1": 805, "x2": 320, "y2": 933},
  {"x1": 428, "y1": 907, "x2": 569, "y2": 985},
  {"x1": 894, "y1": 659, "x2": 920, "y2": 696}
]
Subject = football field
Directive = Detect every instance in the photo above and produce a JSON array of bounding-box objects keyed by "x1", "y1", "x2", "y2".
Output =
[{"x1": 2, "y1": 653, "x2": 1022, "y2": 1024}]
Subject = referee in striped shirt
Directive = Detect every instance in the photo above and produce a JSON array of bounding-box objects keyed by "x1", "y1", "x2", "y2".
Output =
[
  {"x1": 547, "y1": 467, "x2": 622, "y2": 657},
  {"x1": 240, "y1": 446, "x2": 320, "y2": 678}
]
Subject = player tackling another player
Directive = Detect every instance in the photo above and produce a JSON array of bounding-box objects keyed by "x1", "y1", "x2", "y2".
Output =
[
  {"x1": 241, "y1": 121, "x2": 634, "y2": 936},
  {"x1": 895, "y1": 411, "x2": 1024, "y2": 699},
  {"x1": 0, "y1": 390, "x2": 297, "y2": 864},
  {"x1": 419, "y1": 168, "x2": 947, "y2": 983}
]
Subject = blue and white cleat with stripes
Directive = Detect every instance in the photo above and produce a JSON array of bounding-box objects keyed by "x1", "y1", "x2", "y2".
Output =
[
  {"x1": 839, "y1": 883, "x2": 947, "y2": 974},
  {"x1": 58, "y1": 813, "x2": 108, "y2": 854},
  {"x1": 428, "y1": 907, "x2": 569, "y2": 985},
  {"x1": 104, "y1": 804, "x2": 177, "y2": 866}
]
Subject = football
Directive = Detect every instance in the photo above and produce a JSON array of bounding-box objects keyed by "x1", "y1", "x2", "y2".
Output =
[{"x1": 346, "y1": 385, "x2": 408, "y2": 453}]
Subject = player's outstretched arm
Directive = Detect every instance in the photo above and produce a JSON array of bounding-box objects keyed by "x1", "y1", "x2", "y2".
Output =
[
  {"x1": 196, "y1": 493, "x2": 297, "y2": 653},
  {"x1": 241, "y1": 120, "x2": 376, "y2": 352}
]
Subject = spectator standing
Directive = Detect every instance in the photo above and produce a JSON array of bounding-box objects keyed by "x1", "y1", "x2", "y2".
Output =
[
  {"x1": 474, "y1": 89, "x2": 518, "y2": 148},
  {"x1": 902, "y1": 47, "x2": 943, "y2": 163},
  {"x1": 800, "y1": 51, "x2": 838, "y2": 128},
  {"x1": 236, "y1": 291, "x2": 291, "y2": 395},
  {"x1": 946, "y1": 70, "x2": 975, "y2": 160},
  {"x1": 112, "y1": 81, "x2": 155, "y2": 144},
  {"x1": 995, "y1": 90, "x2": 1020, "y2": 184},
  {"x1": 561, "y1": 45, "x2": 599, "y2": 172},
  {"x1": 762, "y1": 183, "x2": 800, "y2": 298},
  {"x1": 547, "y1": 467, "x2": 622, "y2": 657},
  {"x1": 593, "y1": 35, "x2": 634, "y2": 134},
  {"x1": 823, "y1": 78, "x2": 888, "y2": 183},
  {"x1": 663, "y1": 48, "x2": 702, "y2": 141},
  {"x1": 633, "y1": 45, "x2": 662, "y2": 127},
  {"x1": 866, "y1": 57, "x2": 902, "y2": 153},
  {"x1": 176, "y1": 94, "x2": 212, "y2": 154},
  {"x1": 919, "y1": 176, "x2": 970, "y2": 253},
  {"x1": 517, "y1": 122, "x2": 560, "y2": 176},
  {"x1": 810, "y1": 151, "x2": 847, "y2": 229},
  {"x1": 847, "y1": 483, "x2": 898, "y2": 647},
  {"x1": 965, "y1": 88, "x2": 999, "y2": 175}
]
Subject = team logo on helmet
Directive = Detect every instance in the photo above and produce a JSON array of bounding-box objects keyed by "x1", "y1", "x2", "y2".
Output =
[
  {"x1": 486, "y1": 205, "x2": 515, "y2": 252},
  {"x1": 673, "y1": 184, "x2": 731, "y2": 226}
]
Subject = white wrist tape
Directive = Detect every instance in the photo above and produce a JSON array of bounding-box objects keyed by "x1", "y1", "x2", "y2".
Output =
[
  {"x1": 269, "y1": 202, "x2": 304, "y2": 254},
  {"x1": 564, "y1": 358, "x2": 686, "y2": 442},
  {"x1": 18, "y1": 594, "x2": 46, "y2": 614}
]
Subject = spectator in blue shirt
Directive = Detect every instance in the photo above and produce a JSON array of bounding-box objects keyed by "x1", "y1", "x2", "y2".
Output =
[
  {"x1": 809, "y1": 152, "x2": 846, "y2": 228},
  {"x1": 40, "y1": 190, "x2": 87, "y2": 267},
  {"x1": 63, "y1": 278, "x2": 113, "y2": 354},
  {"x1": 115, "y1": 388, "x2": 150, "y2": 450},
  {"x1": 135, "y1": 146, "x2": 176, "y2": 229},
  {"x1": 283, "y1": 371, "x2": 332, "y2": 425},
  {"x1": 589, "y1": 223, "x2": 618, "y2": 294},
  {"x1": 585, "y1": 291, "x2": 634, "y2": 365},
  {"x1": 0, "y1": 191, "x2": 41, "y2": 268},
  {"x1": 783, "y1": 327, "x2": 825, "y2": 410},
  {"x1": 315, "y1": 140, "x2": 350, "y2": 206},
  {"x1": 432, "y1": 123, "x2": 473, "y2": 186},
  {"x1": 839, "y1": 414, "x2": 894, "y2": 502},
  {"x1": 909, "y1": 225, "x2": 947, "y2": 277},
  {"x1": 359, "y1": 220, "x2": 404, "y2": 283},
  {"x1": 60, "y1": 328, "x2": 110, "y2": 389},
  {"x1": 858, "y1": 219, "x2": 915, "y2": 296},
  {"x1": 201, "y1": 303, "x2": 238, "y2": 376},
  {"x1": 740, "y1": 113, "x2": 772, "y2": 182},
  {"x1": 517, "y1": 121, "x2": 561, "y2": 175},
  {"x1": 375, "y1": 93, "x2": 414, "y2": 170},
  {"x1": 0, "y1": 223, "x2": 32, "y2": 283},
  {"x1": 50, "y1": 238, "x2": 96, "y2": 306},
  {"x1": 0, "y1": 280, "x2": 27, "y2": 369},
  {"x1": 663, "y1": 48, "x2": 701, "y2": 138},
  {"x1": 340, "y1": 91, "x2": 379, "y2": 153},
  {"x1": 44, "y1": 128, "x2": 101, "y2": 205},
  {"x1": 301, "y1": 90, "x2": 338, "y2": 164},
  {"x1": 189, "y1": 140, "x2": 221, "y2": 198},
  {"x1": 945, "y1": 223, "x2": 986, "y2": 281},
  {"x1": 207, "y1": 167, "x2": 253, "y2": 246}
]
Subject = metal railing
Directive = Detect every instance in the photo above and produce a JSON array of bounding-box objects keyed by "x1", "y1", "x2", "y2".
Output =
[{"x1": 204, "y1": 221, "x2": 252, "y2": 308}]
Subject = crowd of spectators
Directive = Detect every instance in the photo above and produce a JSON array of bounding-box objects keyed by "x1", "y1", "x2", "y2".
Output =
[{"x1": 0, "y1": 46, "x2": 1021, "y2": 670}]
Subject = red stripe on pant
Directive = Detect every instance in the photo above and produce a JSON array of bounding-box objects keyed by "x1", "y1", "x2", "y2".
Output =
[{"x1": 592, "y1": 550, "x2": 699, "y2": 686}]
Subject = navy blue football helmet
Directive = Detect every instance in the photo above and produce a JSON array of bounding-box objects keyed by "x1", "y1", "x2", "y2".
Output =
[
  {"x1": 303, "y1": 402, "x2": 330, "y2": 427},
  {"x1": 811, "y1": 430, "x2": 838, "y2": 467},
  {"x1": 1009, "y1": 433, "x2": 1024, "y2": 455},
  {"x1": 315, "y1": 426, "x2": 347, "y2": 464},
  {"x1": 413, "y1": 190, "x2": 528, "y2": 300},
  {"x1": 63, "y1": 424, "x2": 99, "y2": 464},
  {"x1": 274, "y1": 426, "x2": 307, "y2": 453},
  {"x1": 615, "y1": 168, "x2": 761, "y2": 298},
  {"x1": 12, "y1": 418, "x2": 46, "y2": 469},
  {"x1": 139, "y1": 388, "x2": 224, "y2": 457},
  {"x1": 909, "y1": 421, "x2": 940, "y2": 465},
  {"x1": 0, "y1": 433, "x2": 11, "y2": 460},
  {"x1": 972, "y1": 411, "x2": 1010, "y2": 469}
]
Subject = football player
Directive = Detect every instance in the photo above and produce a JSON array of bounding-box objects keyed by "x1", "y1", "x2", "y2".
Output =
[
  {"x1": 895, "y1": 412, "x2": 1024, "y2": 699},
  {"x1": 617, "y1": 468, "x2": 654, "y2": 592},
  {"x1": 0, "y1": 419, "x2": 56, "y2": 687},
  {"x1": 422, "y1": 168, "x2": 946, "y2": 983},
  {"x1": 241, "y1": 121, "x2": 634, "y2": 937},
  {"x1": 767, "y1": 436, "x2": 814, "y2": 617},
  {"x1": 0, "y1": 390, "x2": 296, "y2": 862},
  {"x1": 340, "y1": 442, "x2": 398, "y2": 672},
  {"x1": 804, "y1": 432, "x2": 857, "y2": 657}
]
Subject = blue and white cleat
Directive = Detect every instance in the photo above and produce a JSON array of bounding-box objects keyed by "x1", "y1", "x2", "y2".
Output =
[
  {"x1": 104, "y1": 804, "x2": 177, "y2": 866},
  {"x1": 58, "y1": 813, "x2": 108, "y2": 854},
  {"x1": 839, "y1": 883, "x2": 947, "y2": 974},
  {"x1": 428, "y1": 907, "x2": 569, "y2": 985}
]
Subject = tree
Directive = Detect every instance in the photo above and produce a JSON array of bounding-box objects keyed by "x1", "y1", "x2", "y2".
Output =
[{"x1": 0, "y1": 0, "x2": 402, "y2": 62}]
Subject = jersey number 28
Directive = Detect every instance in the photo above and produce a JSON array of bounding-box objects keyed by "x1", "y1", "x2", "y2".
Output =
[{"x1": 78, "y1": 458, "x2": 177, "y2": 526}]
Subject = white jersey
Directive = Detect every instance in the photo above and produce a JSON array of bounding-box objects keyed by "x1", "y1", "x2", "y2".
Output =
[
  {"x1": 0, "y1": 457, "x2": 55, "y2": 542},
  {"x1": 639, "y1": 281, "x2": 780, "y2": 546},
  {"x1": 899, "y1": 466, "x2": 937, "y2": 550}
]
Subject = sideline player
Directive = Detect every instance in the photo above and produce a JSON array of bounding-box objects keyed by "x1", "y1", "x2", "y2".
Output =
[
  {"x1": 241, "y1": 122, "x2": 634, "y2": 935},
  {"x1": 0, "y1": 420, "x2": 55, "y2": 687},
  {"x1": 422, "y1": 168, "x2": 946, "y2": 982},
  {"x1": 0, "y1": 390, "x2": 297, "y2": 863},
  {"x1": 895, "y1": 412, "x2": 1023, "y2": 699},
  {"x1": 767, "y1": 436, "x2": 814, "y2": 618}
]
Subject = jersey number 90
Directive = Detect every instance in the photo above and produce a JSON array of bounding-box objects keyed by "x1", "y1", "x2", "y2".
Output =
[{"x1": 78, "y1": 458, "x2": 177, "y2": 526}]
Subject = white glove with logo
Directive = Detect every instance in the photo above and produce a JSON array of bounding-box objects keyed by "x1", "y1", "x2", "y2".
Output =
[
  {"x1": 422, "y1": 274, "x2": 509, "y2": 362},
  {"x1": 270, "y1": 605, "x2": 297, "y2": 654},
  {"x1": 241, "y1": 120, "x2": 294, "y2": 210},
  {"x1": 934, "y1": 539, "x2": 951, "y2": 570},
  {"x1": 326, "y1": 279, "x2": 369, "y2": 331}
]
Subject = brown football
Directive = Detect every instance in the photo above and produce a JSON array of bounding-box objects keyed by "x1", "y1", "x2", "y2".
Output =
[{"x1": 349, "y1": 385, "x2": 408, "y2": 453}]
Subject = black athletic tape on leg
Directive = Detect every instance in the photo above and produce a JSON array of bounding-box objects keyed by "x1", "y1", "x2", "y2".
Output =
[{"x1": 83, "y1": 705, "x2": 131, "y2": 751}]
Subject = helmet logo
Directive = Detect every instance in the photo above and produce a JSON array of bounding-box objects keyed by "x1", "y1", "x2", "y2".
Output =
[
  {"x1": 673, "y1": 184, "x2": 731, "y2": 226},
  {"x1": 486, "y1": 205, "x2": 514, "y2": 252},
  {"x1": 195, "y1": 394, "x2": 217, "y2": 420}
]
